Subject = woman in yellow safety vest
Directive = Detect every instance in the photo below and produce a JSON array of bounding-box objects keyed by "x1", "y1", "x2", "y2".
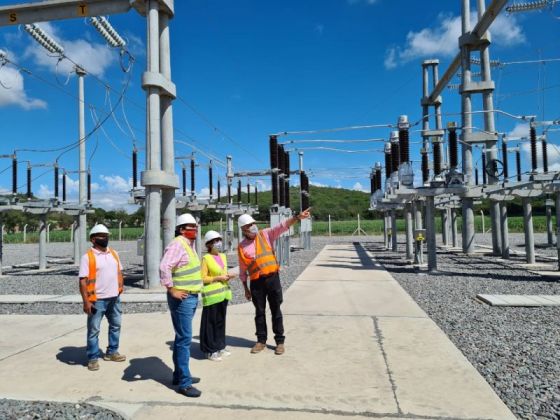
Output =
[{"x1": 200, "y1": 230, "x2": 236, "y2": 361}]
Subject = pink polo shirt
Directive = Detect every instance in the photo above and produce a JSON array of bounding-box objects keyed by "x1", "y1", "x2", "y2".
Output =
[
  {"x1": 79, "y1": 247, "x2": 123, "y2": 299},
  {"x1": 238, "y1": 221, "x2": 290, "y2": 283}
]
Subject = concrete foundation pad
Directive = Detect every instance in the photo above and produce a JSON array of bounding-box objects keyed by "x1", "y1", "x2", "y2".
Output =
[
  {"x1": 0, "y1": 243, "x2": 515, "y2": 419},
  {"x1": 529, "y1": 270, "x2": 560, "y2": 278},
  {"x1": 477, "y1": 294, "x2": 560, "y2": 307},
  {"x1": 515, "y1": 263, "x2": 554, "y2": 270}
]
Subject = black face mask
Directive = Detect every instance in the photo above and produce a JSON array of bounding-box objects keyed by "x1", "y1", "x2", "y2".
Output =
[{"x1": 94, "y1": 237, "x2": 109, "y2": 248}]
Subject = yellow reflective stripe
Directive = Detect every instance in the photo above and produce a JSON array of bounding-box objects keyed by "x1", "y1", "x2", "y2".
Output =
[
  {"x1": 173, "y1": 278, "x2": 202, "y2": 285},
  {"x1": 259, "y1": 261, "x2": 278, "y2": 269},
  {"x1": 201, "y1": 286, "x2": 226, "y2": 297},
  {"x1": 172, "y1": 265, "x2": 201, "y2": 277}
]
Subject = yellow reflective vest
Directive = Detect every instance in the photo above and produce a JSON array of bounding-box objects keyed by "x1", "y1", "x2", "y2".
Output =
[
  {"x1": 171, "y1": 236, "x2": 203, "y2": 293},
  {"x1": 201, "y1": 253, "x2": 231, "y2": 306}
]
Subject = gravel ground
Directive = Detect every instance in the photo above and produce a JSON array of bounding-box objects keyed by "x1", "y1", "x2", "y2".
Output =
[
  {"x1": 369, "y1": 232, "x2": 560, "y2": 419},
  {"x1": 2, "y1": 234, "x2": 560, "y2": 418}
]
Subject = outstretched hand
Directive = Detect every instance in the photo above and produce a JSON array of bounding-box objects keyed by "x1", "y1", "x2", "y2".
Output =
[{"x1": 298, "y1": 208, "x2": 311, "y2": 220}]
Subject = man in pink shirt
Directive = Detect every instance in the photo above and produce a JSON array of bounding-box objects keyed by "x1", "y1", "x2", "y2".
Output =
[
  {"x1": 78, "y1": 224, "x2": 125, "y2": 372},
  {"x1": 238, "y1": 208, "x2": 311, "y2": 355}
]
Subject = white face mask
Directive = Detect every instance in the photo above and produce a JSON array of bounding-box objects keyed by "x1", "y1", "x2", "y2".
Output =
[
  {"x1": 212, "y1": 241, "x2": 223, "y2": 252},
  {"x1": 249, "y1": 225, "x2": 259, "y2": 234}
]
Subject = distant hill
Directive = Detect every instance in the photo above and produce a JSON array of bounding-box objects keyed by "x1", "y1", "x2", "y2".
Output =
[{"x1": 209, "y1": 185, "x2": 373, "y2": 222}]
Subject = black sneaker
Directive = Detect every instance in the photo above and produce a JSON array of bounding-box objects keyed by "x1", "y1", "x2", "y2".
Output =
[
  {"x1": 178, "y1": 386, "x2": 201, "y2": 398},
  {"x1": 173, "y1": 376, "x2": 200, "y2": 386}
]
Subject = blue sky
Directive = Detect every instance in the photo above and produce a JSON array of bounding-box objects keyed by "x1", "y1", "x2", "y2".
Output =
[{"x1": 0, "y1": 0, "x2": 559, "y2": 211}]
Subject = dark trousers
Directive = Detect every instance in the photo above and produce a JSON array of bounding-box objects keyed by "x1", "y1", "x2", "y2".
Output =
[
  {"x1": 199, "y1": 300, "x2": 228, "y2": 354},
  {"x1": 250, "y1": 272, "x2": 285, "y2": 344}
]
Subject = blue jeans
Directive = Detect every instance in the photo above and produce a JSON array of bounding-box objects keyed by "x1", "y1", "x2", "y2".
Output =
[
  {"x1": 86, "y1": 296, "x2": 122, "y2": 361},
  {"x1": 167, "y1": 293, "x2": 198, "y2": 388}
]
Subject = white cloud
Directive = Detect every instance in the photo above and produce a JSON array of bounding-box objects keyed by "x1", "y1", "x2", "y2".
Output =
[
  {"x1": 0, "y1": 56, "x2": 46, "y2": 110},
  {"x1": 352, "y1": 182, "x2": 367, "y2": 192},
  {"x1": 99, "y1": 174, "x2": 130, "y2": 193},
  {"x1": 24, "y1": 22, "x2": 117, "y2": 77},
  {"x1": 507, "y1": 123, "x2": 530, "y2": 139},
  {"x1": 385, "y1": 12, "x2": 525, "y2": 69}
]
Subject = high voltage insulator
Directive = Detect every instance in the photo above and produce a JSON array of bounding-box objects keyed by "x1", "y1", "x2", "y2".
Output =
[
  {"x1": 278, "y1": 145, "x2": 285, "y2": 207},
  {"x1": 87, "y1": 170, "x2": 91, "y2": 202},
  {"x1": 542, "y1": 136, "x2": 548, "y2": 173},
  {"x1": 469, "y1": 57, "x2": 501, "y2": 67},
  {"x1": 285, "y1": 150, "x2": 290, "y2": 209},
  {"x1": 24, "y1": 24, "x2": 64, "y2": 55},
  {"x1": 27, "y1": 164, "x2": 32, "y2": 198},
  {"x1": 132, "y1": 149, "x2": 137, "y2": 189},
  {"x1": 12, "y1": 157, "x2": 17, "y2": 195},
  {"x1": 375, "y1": 166, "x2": 382, "y2": 191},
  {"x1": 62, "y1": 172, "x2": 67, "y2": 202},
  {"x1": 475, "y1": 167, "x2": 479, "y2": 186},
  {"x1": 190, "y1": 159, "x2": 195, "y2": 196},
  {"x1": 448, "y1": 122, "x2": 458, "y2": 169},
  {"x1": 300, "y1": 171, "x2": 310, "y2": 210},
  {"x1": 390, "y1": 137, "x2": 400, "y2": 174},
  {"x1": 182, "y1": 166, "x2": 187, "y2": 196},
  {"x1": 217, "y1": 179, "x2": 221, "y2": 202},
  {"x1": 384, "y1": 143, "x2": 392, "y2": 179},
  {"x1": 516, "y1": 149, "x2": 522, "y2": 181},
  {"x1": 502, "y1": 140, "x2": 509, "y2": 180},
  {"x1": 481, "y1": 153, "x2": 487, "y2": 184},
  {"x1": 227, "y1": 180, "x2": 232, "y2": 204},
  {"x1": 421, "y1": 148, "x2": 429, "y2": 184},
  {"x1": 237, "y1": 179, "x2": 242, "y2": 203},
  {"x1": 433, "y1": 141, "x2": 442, "y2": 176},
  {"x1": 255, "y1": 184, "x2": 258, "y2": 205},
  {"x1": 269, "y1": 135, "x2": 279, "y2": 205},
  {"x1": 530, "y1": 125, "x2": 538, "y2": 172},
  {"x1": 54, "y1": 164, "x2": 59, "y2": 199},
  {"x1": 90, "y1": 16, "x2": 126, "y2": 48},
  {"x1": 398, "y1": 115, "x2": 410, "y2": 164},
  {"x1": 370, "y1": 172, "x2": 376, "y2": 194},
  {"x1": 208, "y1": 163, "x2": 213, "y2": 199},
  {"x1": 506, "y1": 0, "x2": 552, "y2": 13},
  {"x1": 247, "y1": 183, "x2": 250, "y2": 203}
]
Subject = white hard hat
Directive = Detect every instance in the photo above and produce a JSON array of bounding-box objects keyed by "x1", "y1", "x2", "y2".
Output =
[
  {"x1": 176, "y1": 213, "x2": 197, "y2": 227},
  {"x1": 238, "y1": 214, "x2": 256, "y2": 228},
  {"x1": 89, "y1": 224, "x2": 110, "y2": 237},
  {"x1": 204, "y1": 230, "x2": 222, "y2": 244}
]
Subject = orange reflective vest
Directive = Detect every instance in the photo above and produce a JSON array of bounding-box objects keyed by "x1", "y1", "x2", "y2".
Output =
[
  {"x1": 238, "y1": 231, "x2": 279, "y2": 281},
  {"x1": 85, "y1": 248, "x2": 123, "y2": 302}
]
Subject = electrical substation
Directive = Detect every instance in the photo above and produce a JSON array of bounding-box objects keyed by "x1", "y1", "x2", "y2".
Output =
[{"x1": 0, "y1": 1, "x2": 559, "y2": 419}]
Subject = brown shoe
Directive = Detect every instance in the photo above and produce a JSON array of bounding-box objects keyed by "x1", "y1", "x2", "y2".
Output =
[
  {"x1": 250, "y1": 342, "x2": 266, "y2": 353},
  {"x1": 87, "y1": 359, "x2": 99, "y2": 371},
  {"x1": 103, "y1": 352, "x2": 126, "y2": 362},
  {"x1": 275, "y1": 344, "x2": 285, "y2": 355}
]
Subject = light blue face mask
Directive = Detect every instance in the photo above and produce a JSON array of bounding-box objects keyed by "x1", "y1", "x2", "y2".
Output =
[
  {"x1": 212, "y1": 241, "x2": 223, "y2": 252},
  {"x1": 249, "y1": 225, "x2": 259, "y2": 234}
]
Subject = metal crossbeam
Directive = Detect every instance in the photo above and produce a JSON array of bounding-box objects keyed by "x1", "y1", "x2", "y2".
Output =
[
  {"x1": 0, "y1": 0, "x2": 144, "y2": 26},
  {"x1": 428, "y1": 0, "x2": 508, "y2": 103}
]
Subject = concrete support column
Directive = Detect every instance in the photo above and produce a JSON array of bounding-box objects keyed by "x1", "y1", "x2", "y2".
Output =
[
  {"x1": 39, "y1": 215, "x2": 47, "y2": 270},
  {"x1": 144, "y1": 0, "x2": 163, "y2": 288},
  {"x1": 77, "y1": 69, "x2": 87, "y2": 260},
  {"x1": 451, "y1": 208, "x2": 458, "y2": 248},
  {"x1": 160, "y1": 12, "x2": 177, "y2": 249},
  {"x1": 426, "y1": 196, "x2": 437, "y2": 271},
  {"x1": 383, "y1": 213, "x2": 389, "y2": 249},
  {"x1": 546, "y1": 202, "x2": 553, "y2": 246},
  {"x1": 441, "y1": 209, "x2": 449, "y2": 246},
  {"x1": 391, "y1": 209, "x2": 397, "y2": 252},
  {"x1": 500, "y1": 202, "x2": 510, "y2": 259},
  {"x1": 73, "y1": 219, "x2": 79, "y2": 265},
  {"x1": 522, "y1": 197, "x2": 535, "y2": 264},
  {"x1": 462, "y1": 199, "x2": 475, "y2": 254},
  {"x1": 405, "y1": 204, "x2": 413, "y2": 261}
]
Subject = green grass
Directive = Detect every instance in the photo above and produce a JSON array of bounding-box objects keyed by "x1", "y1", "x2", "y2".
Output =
[{"x1": 2, "y1": 216, "x2": 555, "y2": 243}]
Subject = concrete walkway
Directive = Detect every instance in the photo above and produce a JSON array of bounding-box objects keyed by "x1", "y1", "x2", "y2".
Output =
[{"x1": 0, "y1": 242, "x2": 514, "y2": 419}]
